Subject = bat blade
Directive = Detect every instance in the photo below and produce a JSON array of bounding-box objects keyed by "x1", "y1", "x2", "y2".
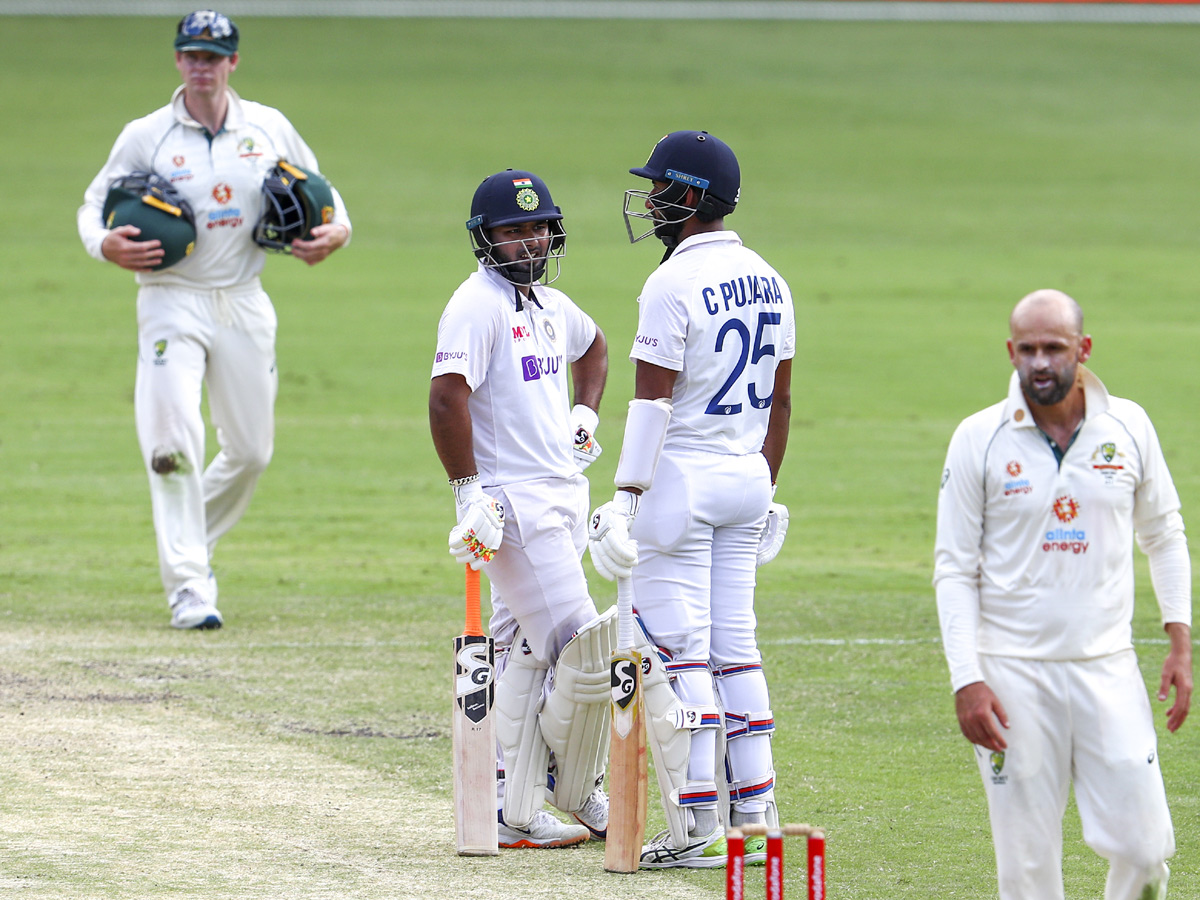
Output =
[
  {"x1": 453, "y1": 566, "x2": 498, "y2": 856},
  {"x1": 604, "y1": 576, "x2": 648, "y2": 873}
]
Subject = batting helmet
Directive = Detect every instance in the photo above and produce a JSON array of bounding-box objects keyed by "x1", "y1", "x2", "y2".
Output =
[
  {"x1": 467, "y1": 170, "x2": 566, "y2": 286},
  {"x1": 624, "y1": 131, "x2": 740, "y2": 247},
  {"x1": 253, "y1": 161, "x2": 336, "y2": 253},
  {"x1": 102, "y1": 172, "x2": 197, "y2": 269}
]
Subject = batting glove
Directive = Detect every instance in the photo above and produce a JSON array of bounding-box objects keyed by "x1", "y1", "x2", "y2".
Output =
[
  {"x1": 449, "y1": 479, "x2": 505, "y2": 571},
  {"x1": 588, "y1": 490, "x2": 639, "y2": 581},
  {"x1": 571, "y1": 404, "x2": 603, "y2": 472},
  {"x1": 756, "y1": 489, "x2": 789, "y2": 567}
]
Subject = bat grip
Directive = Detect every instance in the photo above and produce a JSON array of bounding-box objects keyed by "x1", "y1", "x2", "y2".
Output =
[
  {"x1": 464, "y1": 565, "x2": 483, "y2": 636},
  {"x1": 616, "y1": 576, "x2": 635, "y2": 650}
]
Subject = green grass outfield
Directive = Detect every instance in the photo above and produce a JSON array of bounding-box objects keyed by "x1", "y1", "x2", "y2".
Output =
[{"x1": 3, "y1": 14, "x2": 1200, "y2": 899}]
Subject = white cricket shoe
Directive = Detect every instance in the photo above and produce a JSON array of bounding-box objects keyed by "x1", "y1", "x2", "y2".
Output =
[
  {"x1": 570, "y1": 786, "x2": 609, "y2": 840},
  {"x1": 497, "y1": 809, "x2": 589, "y2": 849},
  {"x1": 639, "y1": 825, "x2": 727, "y2": 869},
  {"x1": 170, "y1": 587, "x2": 223, "y2": 630}
]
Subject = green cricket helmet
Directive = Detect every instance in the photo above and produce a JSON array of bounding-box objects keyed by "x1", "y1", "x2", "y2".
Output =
[
  {"x1": 102, "y1": 172, "x2": 197, "y2": 269},
  {"x1": 253, "y1": 160, "x2": 336, "y2": 253}
]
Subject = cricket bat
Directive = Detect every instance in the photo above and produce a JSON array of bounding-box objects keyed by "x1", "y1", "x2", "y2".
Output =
[
  {"x1": 604, "y1": 575, "x2": 648, "y2": 873},
  {"x1": 453, "y1": 565, "x2": 498, "y2": 856}
]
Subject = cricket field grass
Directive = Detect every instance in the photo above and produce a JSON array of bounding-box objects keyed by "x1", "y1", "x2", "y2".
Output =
[{"x1": 2, "y1": 12, "x2": 1200, "y2": 899}]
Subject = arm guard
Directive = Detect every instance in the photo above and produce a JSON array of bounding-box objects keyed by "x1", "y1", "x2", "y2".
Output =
[{"x1": 614, "y1": 398, "x2": 672, "y2": 492}]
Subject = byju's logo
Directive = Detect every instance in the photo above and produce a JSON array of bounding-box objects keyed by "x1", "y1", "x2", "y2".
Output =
[{"x1": 521, "y1": 354, "x2": 562, "y2": 382}]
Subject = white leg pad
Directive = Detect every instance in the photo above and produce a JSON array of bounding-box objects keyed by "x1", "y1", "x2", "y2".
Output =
[
  {"x1": 715, "y1": 663, "x2": 777, "y2": 821},
  {"x1": 539, "y1": 607, "x2": 617, "y2": 813},
  {"x1": 495, "y1": 637, "x2": 550, "y2": 828},
  {"x1": 640, "y1": 646, "x2": 721, "y2": 847}
]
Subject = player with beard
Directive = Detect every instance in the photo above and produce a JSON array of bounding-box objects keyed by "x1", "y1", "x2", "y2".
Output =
[
  {"x1": 934, "y1": 289, "x2": 1192, "y2": 900},
  {"x1": 429, "y1": 169, "x2": 612, "y2": 848}
]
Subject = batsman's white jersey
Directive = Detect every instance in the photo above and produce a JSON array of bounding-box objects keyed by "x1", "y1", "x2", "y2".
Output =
[
  {"x1": 628, "y1": 230, "x2": 795, "y2": 821},
  {"x1": 432, "y1": 264, "x2": 600, "y2": 661},
  {"x1": 934, "y1": 366, "x2": 1190, "y2": 900},
  {"x1": 77, "y1": 86, "x2": 351, "y2": 609},
  {"x1": 632, "y1": 231, "x2": 795, "y2": 458}
]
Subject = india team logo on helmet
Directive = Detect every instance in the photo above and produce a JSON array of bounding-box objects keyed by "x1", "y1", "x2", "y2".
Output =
[{"x1": 466, "y1": 169, "x2": 566, "y2": 287}]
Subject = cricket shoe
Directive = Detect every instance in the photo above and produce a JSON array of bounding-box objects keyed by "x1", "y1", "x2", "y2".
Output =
[
  {"x1": 742, "y1": 834, "x2": 767, "y2": 866},
  {"x1": 170, "y1": 587, "x2": 223, "y2": 630},
  {"x1": 497, "y1": 809, "x2": 589, "y2": 849},
  {"x1": 639, "y1": 825, "x2": 727, "y2": 869},
  {"x1": 570, "y1": 786, "x2": 608, "y2": 841}
]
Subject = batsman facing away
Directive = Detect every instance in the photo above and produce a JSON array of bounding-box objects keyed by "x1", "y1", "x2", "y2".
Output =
[{"x1": 589, "y1": 131, "x2": 795, "y2": 869}]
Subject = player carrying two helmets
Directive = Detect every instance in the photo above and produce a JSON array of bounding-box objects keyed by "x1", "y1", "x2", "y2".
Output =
[
  {"x1": 102, "y1": 161, "x2": 335, "y2": 269},
  {"x1": 467, "y1": 170, "x2": 566, "y2": 286},
  {"x1": 624, "y1": 130, "x2": 741, "y2": 249}
]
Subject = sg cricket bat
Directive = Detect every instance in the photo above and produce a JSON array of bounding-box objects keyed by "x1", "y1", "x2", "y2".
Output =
[
  {"x1": 453, "y1": 565, "x2": 498, "y2": 856},
  {"x1": 604, "y1": 575, "x2": 648, "y2": 873}
]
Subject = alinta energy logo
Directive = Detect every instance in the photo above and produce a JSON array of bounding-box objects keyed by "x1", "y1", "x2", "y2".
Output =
[
  {"x1": 1003, "y1": 459, "x2": 1032, "y2": 497},
  {"x1": 1044, "y1": 494, "x2": 1087, "y2": 554}
]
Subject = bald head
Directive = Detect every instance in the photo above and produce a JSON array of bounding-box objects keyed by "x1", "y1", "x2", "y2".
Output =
[
  {"x1": 1010, "y1": 289, "x2": 1084, "y2": 340},
  {"x1": 1007, "y1": 288, "x2": 1091, "y2": 410}
]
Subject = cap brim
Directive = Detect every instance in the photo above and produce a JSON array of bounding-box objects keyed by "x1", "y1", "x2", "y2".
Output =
[
  {"x1": 175, "y1": 39, "x2": 235, "y2": 56},
  {"x1": 629, "y1": 166, "x2": 657, "y2": 179}
]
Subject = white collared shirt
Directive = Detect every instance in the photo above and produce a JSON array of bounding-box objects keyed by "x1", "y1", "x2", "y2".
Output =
[
  {"x1": 78, "y1": 86, "x2": 351, "y2": 289},
  {"x1": 431, "y1": 265, "x2": 598, "y2": 487},
  {"x1": 934, "y1": 366, "x2": 1190, "y2": 690},
  {"x1": 630, "y1": 230, "x2": 796, "y2": 456}
]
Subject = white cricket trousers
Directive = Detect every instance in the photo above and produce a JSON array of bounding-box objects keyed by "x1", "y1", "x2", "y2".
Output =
[
  {"x1": 134, "y1": 281, "x2": 278, "y2": 604},
  {"x1": 977, "y1": 652, "x2": 1175, "y2": 900},
  {"x1": 486, "y1": 473, "x2": 599, "y2": 664},
  {"x1": 631, "y1": 447, "x2": 774, "y2": 807}
]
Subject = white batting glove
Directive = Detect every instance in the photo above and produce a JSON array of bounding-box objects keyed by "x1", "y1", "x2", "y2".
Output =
[
  {"x1": 756, "y1": 494, "x2": 789, "y2": 567},
  {"x1": 588, "y1": 490, "x2": 639, "y2": 581},
  {"x1": 449, "y1": 480, "x2": 505, "y2": 570},
  {"x1": 571, "y1": 404, "x2": 602, "y2": 472}
]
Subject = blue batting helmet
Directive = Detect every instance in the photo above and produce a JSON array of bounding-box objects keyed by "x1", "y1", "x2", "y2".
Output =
[{"x1": 467, "y1": 170, "x2": 566, "y2": 285}]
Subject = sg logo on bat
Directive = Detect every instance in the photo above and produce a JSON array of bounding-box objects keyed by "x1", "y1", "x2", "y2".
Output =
[{"x1": 455, "y1": 638, "x2": 494, "y2": 724}]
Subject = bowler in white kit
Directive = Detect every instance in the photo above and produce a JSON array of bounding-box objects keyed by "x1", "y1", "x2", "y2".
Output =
[
  {"x1": 934, "y1": 289, "x2": 1192, "y2": 900},
  {"x1": 77, "y1": 10, "x2": 351, "y2": 629}
]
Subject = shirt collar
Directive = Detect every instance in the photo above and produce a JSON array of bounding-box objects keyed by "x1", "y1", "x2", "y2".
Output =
[
  {"x1": 476, "y1": 262, "x2": 542, "y2": 310},
  {"x1": 1004, "y1": 364, "x2": 1110, "y2": 428},
  {"x1": 670, "y1": 229, "x2": 742, "y2": 256},
  {"x1": 171, "y1": 85, "x2": 245, "y2": 133}
]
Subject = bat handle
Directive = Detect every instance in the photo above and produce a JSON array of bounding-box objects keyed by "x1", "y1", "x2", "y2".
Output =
[
  {"x1": 616, "y1": 575, "x2": 636, "y2": 650},
  {"x1": 464, "y1": 565, "x2": 483, "y2": 636}
]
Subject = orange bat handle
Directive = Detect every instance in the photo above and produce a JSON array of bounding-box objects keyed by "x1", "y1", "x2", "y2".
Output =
[{"x1": 464, "y1": 565, "x2": 483, "y2": 637}]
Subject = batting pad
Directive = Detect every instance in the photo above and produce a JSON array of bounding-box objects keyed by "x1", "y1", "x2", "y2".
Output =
[
  {"x1": 640, "y1": 648, "x2": 720, "y2": 848},
  {"x1": 539, "y1": 607, "x2": 617, "y2": 814},
  {"x1": 495, "y1": 639, "x2": 550, "y2": 828}
]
